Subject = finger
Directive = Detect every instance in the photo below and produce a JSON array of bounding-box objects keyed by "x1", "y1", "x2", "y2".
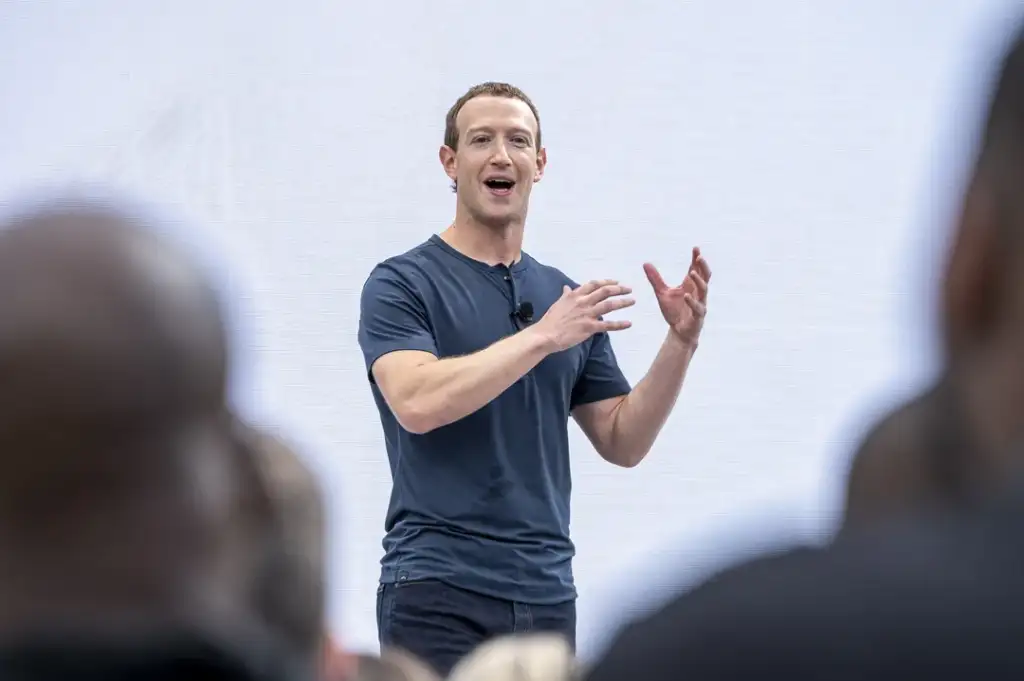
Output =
[
  {"x1": 574, "y1": 279, "x2": 618, "y2": 297},
  {"x1": 561, "y1": 284, "x2": 572, "y2": 297},
  {"x1": 580, "y1": 283, "x2": 633, "y2": 306},
  {"x1": 684, "y1": 293, "x2": 707, "y2": 317},
  {"x1": 688, "y1": 272, "x2": 709, "y2": 298},
  {"x1": 593, "y1": 296, "x2": 636, "y2": 317},
  {"x1": 600, "y1": 319, "x2": 633, "y2": 332},
  {"x1": 643, "y1": 263, "x2": 669, "y2": 293},
  {"x1": 694, "y1": 255, "x2": 712, "y2": 283},
  {"x1": 691, "y1": 246, "x2": 700, "y2": 265}
]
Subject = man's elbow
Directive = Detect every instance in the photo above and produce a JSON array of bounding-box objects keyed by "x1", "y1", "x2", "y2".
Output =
[
  {"x1": 598, "y1": 443, "x2": 648, "y2": 469},
  {"x1": 615, "y1": 450, "x2": 648, "y2": 469},
  {"x1": 580, "y1": 398, "x2": 647, "y2": 467},
  {"x1": 377, "y1": 372, "x2": 444, "y2": 434},
  {"x1": 392, "y1": 404, "x2": 435, "y2": 435},
  {"x1": 391, "y1": 396, "x2": 446, "y2": 435}
]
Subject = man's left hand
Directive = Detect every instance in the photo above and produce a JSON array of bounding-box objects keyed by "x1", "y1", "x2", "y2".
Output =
[{"x1": 643, "y1": 246, "x2": 711, "y2": 348}]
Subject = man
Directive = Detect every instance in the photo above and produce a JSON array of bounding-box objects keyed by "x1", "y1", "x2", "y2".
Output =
[
  {"x1": 839, "y1": 391, "x2": 938, "y2": 532},
  {"x1": 240, "y1": 424, "x2": 328, "y2": 665},
  {"x1": 358, "y1": 81, "x2": 711, "y2": 673},
  {"x1": 447, "y1": 634, "x2": 576, "y2": 681},
  {"x1": 587, "y1": 20, "x2": 1024, "y2": 680},
  {"x1": 0, "y1": 197, "x2": 302, "y2": 681},
  {"x1": 839, "y1": 386, "x2": 976, "y2": 533},
  {"x1": 347, "y1": 650, "x2": 440, "y2": 681}
]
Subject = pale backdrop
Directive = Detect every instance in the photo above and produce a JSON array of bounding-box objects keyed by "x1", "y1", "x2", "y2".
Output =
[{"x1": 1, "y1": 0, "x2": 1018, "y2": 659}]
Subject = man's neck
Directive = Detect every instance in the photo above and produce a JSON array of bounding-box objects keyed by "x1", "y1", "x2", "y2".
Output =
[{"x1": 442, "y1": 212, "x2": 525, "y2": 267}]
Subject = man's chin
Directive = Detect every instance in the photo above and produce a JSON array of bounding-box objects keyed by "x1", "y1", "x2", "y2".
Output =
[{"x1": 470, "y1": 207, "x2": 523, "y2": 230}]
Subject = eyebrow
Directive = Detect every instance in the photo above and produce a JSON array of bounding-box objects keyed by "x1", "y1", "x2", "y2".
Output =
[{"x1": 466, "y1": 125, "x2": 534, "y2": 141}]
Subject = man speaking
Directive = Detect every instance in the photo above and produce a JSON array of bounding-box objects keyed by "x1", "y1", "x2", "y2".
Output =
[{"x1": 358, "y1": 82, "x2": 711, "y2": 674}]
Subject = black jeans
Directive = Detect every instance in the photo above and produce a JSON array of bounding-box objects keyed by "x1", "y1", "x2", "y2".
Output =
[{"x1": 376, "y1": 579, "x2": 576, "y2": 676}]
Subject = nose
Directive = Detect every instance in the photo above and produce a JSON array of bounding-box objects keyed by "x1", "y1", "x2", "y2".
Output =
[{"x1": 489, "y1": 142, "x2": 512, "y2": 166}]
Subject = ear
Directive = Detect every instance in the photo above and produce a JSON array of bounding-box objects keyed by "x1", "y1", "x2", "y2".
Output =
[
  {"x1": 942, "y1": 173, "x2": 1003, "y2": 357},
  {"x1": 534, "y1": 147, "x2": 547, "y2": 184},
  {"x1": 439, "y1": 145, "x2": 458, "y2": 185}
]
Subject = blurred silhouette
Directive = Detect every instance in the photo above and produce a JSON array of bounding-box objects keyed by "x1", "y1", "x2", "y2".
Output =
[
  {"x1": 447, "y1": 634, "x2": 575, "y2": 681},
  {"x1": 239, "y1": 424, "x2": 328, "y2": 664},
  {"x1": 347, "y1": 649, "x2": 440, "y2": 681},
  {"x1": 841, "y1": 390, "x2": 941, "y2": 531},
  {"x1": 0, "y1": 196, "x2": 302, "y2": 680}
]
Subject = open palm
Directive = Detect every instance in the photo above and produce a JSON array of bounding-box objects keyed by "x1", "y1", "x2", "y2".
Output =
[{"x1": 644, "y1": 246, "x2": 711, "y2": 347}]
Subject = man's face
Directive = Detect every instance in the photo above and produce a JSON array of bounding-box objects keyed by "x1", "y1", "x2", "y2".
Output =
[{"x1": 441, "y1": 95, "x2": 546, "y2": 228}]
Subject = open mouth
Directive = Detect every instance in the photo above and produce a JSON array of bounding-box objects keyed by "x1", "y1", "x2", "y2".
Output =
[{"x1": 484, "y1": 178, "x2": 515, "y2": 196}]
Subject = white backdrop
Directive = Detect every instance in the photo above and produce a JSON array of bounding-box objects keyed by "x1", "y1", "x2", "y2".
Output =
[{"x1": 1, "y1": 0, "x2": 1019, "y2": 659}]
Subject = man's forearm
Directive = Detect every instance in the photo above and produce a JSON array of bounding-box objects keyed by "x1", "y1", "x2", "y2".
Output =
[
  {"x1": 400, "y1": 327, "x2": 553, "y2": 434},
  {"x1": 607, "y1": 332, "x2": 697, "y2": 466}
]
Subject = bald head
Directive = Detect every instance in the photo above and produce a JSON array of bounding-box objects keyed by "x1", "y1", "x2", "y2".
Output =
[
  {"x1": 0, "y1": 203, "x2": 226, "y2": 437},
  {"x1": 0, "y1": 198, "x2": 254, "y2": 637}
]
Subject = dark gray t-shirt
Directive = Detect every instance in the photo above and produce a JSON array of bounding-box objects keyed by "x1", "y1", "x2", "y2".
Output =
[{"x1": 357, "y1": 235, "x2": 631, "y2": 604}]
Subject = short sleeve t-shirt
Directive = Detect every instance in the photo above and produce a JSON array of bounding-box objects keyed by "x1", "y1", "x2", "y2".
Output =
[{"x1": 357, "y1": 235, "x2": 631, "y2": 604}]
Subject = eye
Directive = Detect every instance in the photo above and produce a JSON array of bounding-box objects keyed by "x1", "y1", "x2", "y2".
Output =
[
  {"x1": 511, "y1": 135, "x2": 529, "y2": 147},
  {"x1": 471, "y1": 135, "x2": 490, "y2": 145}
]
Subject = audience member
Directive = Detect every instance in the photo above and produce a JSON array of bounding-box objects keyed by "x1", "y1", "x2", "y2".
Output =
[
  {"x1": 322, "y1": 634, "x2": 355, "y2": 681},
  {"x1": 0, "y1": 198, "x2": 303, "y2": 680},
  {"x1": 348, "y1": 649, "x2": 440, "y2": 681},
  {"x1": 448, "y1": 634, "x2": 575, "y2": 681},
  {"x1": 840, "y1": 390, "x2": 941, "y2": 531},
  {"x1": 238, "y1": 424, "x2": 329, "y2": 665}
]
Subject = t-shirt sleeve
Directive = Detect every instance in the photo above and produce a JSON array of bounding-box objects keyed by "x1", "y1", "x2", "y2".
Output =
[
  {"x1": 357, "y1": 263, "x2": 438, "y2": 383},
  {"x1": 570, "y1": 330, "x2": 632, "y2": 409}
]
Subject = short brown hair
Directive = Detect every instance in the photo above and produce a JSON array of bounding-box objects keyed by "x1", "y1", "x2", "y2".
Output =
[{"x1": 444, "y1": 82, "x2": 542, "y2": 150}]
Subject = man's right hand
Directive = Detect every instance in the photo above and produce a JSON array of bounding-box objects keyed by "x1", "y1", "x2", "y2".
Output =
[
  {"x1": 370, "y1": 279, "x2": 633, "y2": 435},
  {"x1": 532, "y1": 280, "x2": 635, "y2": 353}
]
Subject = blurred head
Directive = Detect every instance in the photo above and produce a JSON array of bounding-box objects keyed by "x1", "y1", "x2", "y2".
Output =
[
  {"x1": 0, "y1": 196, "x2": 266, "y2": 640},
  {"x1": 440, "y1": 82, "x2": 546, "y2": 230},
  {"x1": 939, "y1": 24, "x2": 1024, "y2": 483},
  {"x1": 321, "y1": 634, "x2": 355, "y2": 681},
  {"x1": 348, "y1": 649, "x2": 440, "y2": 681},
  {"x1": 239, "y1": 424, "x2": 327, "y2": 663},
  {"x1": 447, "y1": 634, "x2": 576, "y2": 681}
]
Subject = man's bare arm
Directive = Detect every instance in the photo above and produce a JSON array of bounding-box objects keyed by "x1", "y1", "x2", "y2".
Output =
[
  {"x1": 573, "y1": 332, "x2": 696, "y2": 467},
  {"x1": 574, "y1": 250, "x2": 711, "y2": 467},
  {"x1": 373, "y1": 279, "x2": 634, "y2": 435},
  {"x1": 372, "y1": 327, "x2": 553, "y2": 434}
]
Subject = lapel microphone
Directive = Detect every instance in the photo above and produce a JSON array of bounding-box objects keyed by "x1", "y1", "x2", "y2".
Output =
[{"x1": 514, "y1": 301, "x2": 534, "y2": 324}]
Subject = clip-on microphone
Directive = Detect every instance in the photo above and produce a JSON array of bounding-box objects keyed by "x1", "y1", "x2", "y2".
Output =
[{"x1": 513, "y1": 301, "x2": 534, "y2": 324}]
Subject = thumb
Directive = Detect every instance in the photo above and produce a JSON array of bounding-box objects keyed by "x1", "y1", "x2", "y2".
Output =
[
  {"x1": 562, "y1": 284, "x2": 572, "y2": 296},
  {"x1": 643, "y1": 263, "x2": 669, "y2": 293}
]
